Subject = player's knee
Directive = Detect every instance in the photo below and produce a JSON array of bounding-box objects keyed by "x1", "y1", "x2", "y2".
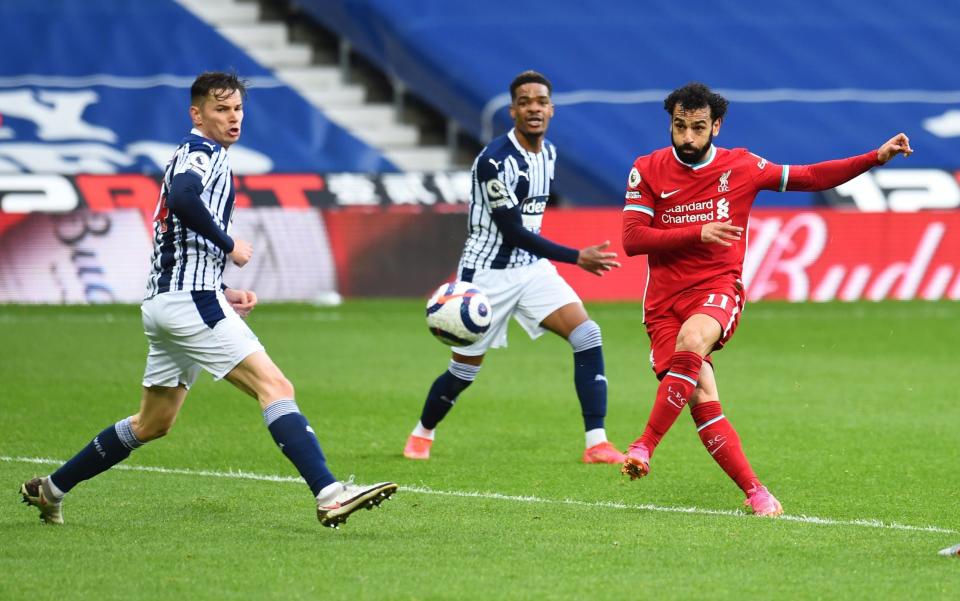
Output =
[
  {"x1": 690, "y1": 389, "x2": 718, "y2": 407},
  {"x1": 675, "y1": 330, "x2": 709, "y2": 355},
  {"x1": 144, "y1": 423, "x2": 173, "y2": 441},
  {"x1": 262, "y1": 370, "x2": 295, "y2": 402},
  {"x1": 447, "y1": 360, "x2": 481, "y2": 395},
  {"x1": 568, "y1": 319, "x2": 602, "y2": 352},
  {"x1": 133, "y1": 414, "x2": 175, "y2": 441}
]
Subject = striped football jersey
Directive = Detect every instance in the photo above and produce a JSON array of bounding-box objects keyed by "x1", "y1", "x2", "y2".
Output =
[
  {"x1": 144, "y1": 128, "x2": 235, "y2": 298},
  {"x1": 459, "y1": 129, "x2": 556, "y2": 276}
]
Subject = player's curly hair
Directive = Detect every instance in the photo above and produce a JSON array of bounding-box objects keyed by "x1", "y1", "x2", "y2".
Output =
[
  {"x1": 510, "y1": 70, "x2": 552, "y2": 100},
  {"x1": 191, "y1": 71, "x2": 248, "y2": 105},
  {"x1": 664, "y1": 82, "x2": 728, "y2": 121}
]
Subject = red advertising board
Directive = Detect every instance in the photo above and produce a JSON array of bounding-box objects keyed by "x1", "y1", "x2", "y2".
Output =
[{"x1": 2, "y1": 185, "x2": 958, "y2": 302}]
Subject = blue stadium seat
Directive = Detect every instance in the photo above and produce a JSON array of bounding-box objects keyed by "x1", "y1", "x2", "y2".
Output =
[{"x1": 297, "y1": 0, "x2": 960, "y2": 205}]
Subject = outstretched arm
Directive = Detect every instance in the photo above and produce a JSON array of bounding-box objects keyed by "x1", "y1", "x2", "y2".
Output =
[
  {"x1": 783, "y1": 133, "x2": 913, "y2": 192},
  {"x1": 491, "y1": 206, "x2": 619, "y2": 275},
  {"x1": 490, "y1": 204, "x2": 579, "y2": 263}
]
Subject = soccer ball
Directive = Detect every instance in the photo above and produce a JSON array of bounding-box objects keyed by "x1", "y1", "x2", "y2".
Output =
[{"x1": 425, "y1": 281, "x2": 492, "y2": 346}]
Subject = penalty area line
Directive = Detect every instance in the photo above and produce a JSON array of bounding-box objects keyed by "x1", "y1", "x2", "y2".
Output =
[{"x1": 3, "y1": 455, "x2": 954, "y2": 535}]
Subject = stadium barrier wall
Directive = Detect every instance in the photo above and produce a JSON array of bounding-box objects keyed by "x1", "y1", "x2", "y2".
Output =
[{"x1": 0, "y1": 175, "x2": 958, "y2": 303}]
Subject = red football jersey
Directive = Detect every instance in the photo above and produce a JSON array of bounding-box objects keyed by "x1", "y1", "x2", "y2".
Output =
[{"x1": 622, "y1": 145, "x2": 787, "y2": 314}]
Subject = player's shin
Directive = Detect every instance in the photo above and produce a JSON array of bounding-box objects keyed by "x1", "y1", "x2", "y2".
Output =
[
  {"x1": 635, "y1": 351, "x2": 703, "y2": 454},
  {"x1": 691, "y1": 401, "x2": 761, "y2": 493},
  {"x1": 48, "y1": 416, "x2": 144, "y2": 496},
  {"x1": 417, "y1": 360, "x2": 480, "y2": 432},
  {"x1": 264, "y1": 400, "x2": 337, "y2": 497},
  {"x1": 569, "y1": 320, "x2": 608, "y2": 444}
]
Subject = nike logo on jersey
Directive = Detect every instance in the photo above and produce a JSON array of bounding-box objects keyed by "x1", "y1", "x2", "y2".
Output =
[{"x1": 660, "y1": 189, "x2": 681, "y2": 198}]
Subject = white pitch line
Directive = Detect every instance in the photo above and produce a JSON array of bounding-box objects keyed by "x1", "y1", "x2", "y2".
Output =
[{"x1": 3, "y1": 455, "x2": 954, "y2": 535}]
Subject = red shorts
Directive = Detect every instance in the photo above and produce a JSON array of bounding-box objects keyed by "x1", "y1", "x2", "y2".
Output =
[{"x1": 644, "y1": 283, "x2": 744, "y2": 377}]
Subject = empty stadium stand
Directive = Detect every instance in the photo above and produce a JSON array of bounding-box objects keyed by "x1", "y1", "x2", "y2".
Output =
[{"x1": 295, "y1": 0, "x2": 960, "y2": 206}]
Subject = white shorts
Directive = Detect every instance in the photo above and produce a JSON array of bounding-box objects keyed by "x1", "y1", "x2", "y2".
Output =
[
  {"x1": 141, "y1": 290, "x2": 264, "y2": 388},
  {"x1": 454, "y1": 258, "x2": 581, "y2": 355}
]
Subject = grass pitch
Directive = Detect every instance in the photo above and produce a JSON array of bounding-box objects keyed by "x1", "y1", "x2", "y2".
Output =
[{"x1": 1, "y1": 300, "x2": 959, "y2": 600}]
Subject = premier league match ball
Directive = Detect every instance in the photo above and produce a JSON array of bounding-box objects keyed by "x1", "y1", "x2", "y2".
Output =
[{"x1": 425, "y1": 281, "x2": 492, "y2": 346}]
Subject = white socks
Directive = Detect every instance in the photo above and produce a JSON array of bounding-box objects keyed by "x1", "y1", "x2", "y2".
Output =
[
  {"x1": 316, "y1": 481, "x2": 344, "y2": 504},
  {"x1": 585, "y1": 428, "x2": 608, "y2": 449},
  {"x1": 412, "y1": 421, "x2": 435, "y2": 440},
  {"x1": 44, "y1": 476, "x2": 65, "y2": 501}
]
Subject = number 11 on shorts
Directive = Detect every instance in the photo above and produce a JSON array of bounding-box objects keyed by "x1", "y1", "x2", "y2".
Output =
[{"x1": 704, "y1": 293, "x2": 730, "y2": 309}]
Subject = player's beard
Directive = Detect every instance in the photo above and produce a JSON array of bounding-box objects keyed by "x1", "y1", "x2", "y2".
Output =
[{"x1": 674, "y1": 132, "x2": 713, "y2": 164}]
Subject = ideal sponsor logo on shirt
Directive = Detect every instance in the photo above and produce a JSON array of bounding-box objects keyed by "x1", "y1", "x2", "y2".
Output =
[{"x1": 521, "y1": 197, "x2": 547, "y2": 215}]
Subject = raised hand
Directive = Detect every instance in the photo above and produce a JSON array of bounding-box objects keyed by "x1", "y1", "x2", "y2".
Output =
[
  {"x1": 877, "y1": 132, "x2": 913, "y2": 163},
  {"x1": 577, "y1": 240, "x2": 621, "y2": 276}
]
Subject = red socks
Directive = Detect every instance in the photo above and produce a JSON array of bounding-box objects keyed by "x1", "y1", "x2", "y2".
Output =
[
  {"x1": 635, "y1": 351, "x2": 702, "y2": 454},
  {"x1": 632, "y1": 349, "x2": 762, "y2": 494},
  {"x1": 691, "y1": 401, "x2": 761, "y2": 493}
]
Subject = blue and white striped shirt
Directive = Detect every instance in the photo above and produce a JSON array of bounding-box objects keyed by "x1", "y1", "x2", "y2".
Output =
[
  {"x1": 144, "y1": 128, "x2": 235, "y2": 298},
  {"x1": 459, "y1": 129, "x2": 556, "y2": 273}
]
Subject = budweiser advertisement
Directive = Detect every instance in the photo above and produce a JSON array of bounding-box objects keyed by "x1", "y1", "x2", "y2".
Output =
[{"x1": 543, "y1": 209, "x2": 960, "y2": 302}]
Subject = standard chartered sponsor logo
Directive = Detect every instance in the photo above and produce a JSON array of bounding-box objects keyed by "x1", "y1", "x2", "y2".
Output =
[
  {"x1": 661, "y1": 211, "x2": 714, "y2": 224},
  {"x1": 661, "y1": 198, "x2": 717, "y2": 224},
  {"x1": 666, "y1": 199, "x2": 713, "y2": 213}
]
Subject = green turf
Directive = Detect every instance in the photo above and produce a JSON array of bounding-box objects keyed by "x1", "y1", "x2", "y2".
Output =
[{"x1": 1, "y1": 301, "x2": 959, "y2": 600}]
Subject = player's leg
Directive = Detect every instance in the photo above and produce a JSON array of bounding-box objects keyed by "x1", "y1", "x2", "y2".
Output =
[
  {"x1": 53, "y1": 384, "x2": 188, "y2": 486},
  {"x1": 20, "y1": 385, "x2": 189, "y2": 525},
  {"x1": 179, "y1": 290, "x2": 395, "y2": 526},
  {"x1": 20, "y1": 296, "x2": 197, "y2": 524},
  {"x1": 405, "y1": 268, "x2": 519, "y2": 460},
  {"x1": 404, "y1": 351, "x2": 484, "y2": 460},
  {"x1": 689, "y1": 365, "x2": 782, "y2": 516},
  {"x1": 224, "y1": 350, "x2": 396, "y2": 527},
  {"x1": 178, "y1": 290, "x2": 336, "y2": 497},
  {"x1": 623, "y1": 313, "x2": 717, "y2": 479},
  {"x1": 225, "y1": 350, "x2": 336, "y2": 495},
  {"x1": 540, "y1": 301, "x2": 623, "y2": 464}
]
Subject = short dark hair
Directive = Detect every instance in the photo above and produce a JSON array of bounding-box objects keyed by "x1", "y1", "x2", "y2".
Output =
[
  {"x1": 664, "y1": 82, "x2": 728, "y2": 121},
  {"x1": 510, "y1": 70, "x2": 552, "y2": 101},
  {"x1": 191, "y1": 71, "x2": 248, "y2": 105}
]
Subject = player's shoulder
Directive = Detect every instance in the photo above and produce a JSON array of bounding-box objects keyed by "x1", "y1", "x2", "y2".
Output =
[
  {"x1": 626, "y1": 147, "x2": 668, "y2": 192},
  {"x1": 479, "y1": 133, "x2": 515, "y2": 161},
  {"x1": 627, "y1": 147, "x2": 673, "y2": 187},
  {"x1": 718, "y1": 147, "x2": 776, "y2": 172},
  {"x1": 476, "y1": 134, "x2": 518, "y2": 175},
  {"x1": 632, "y1": 146, "x2": 673, "y2": 169},
  {"x1": 180, "y1": 132, "x2": 221, "y2": 156},
  {"x1": 175, "y1": 132, "x2": 222, "y2": 178}
]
